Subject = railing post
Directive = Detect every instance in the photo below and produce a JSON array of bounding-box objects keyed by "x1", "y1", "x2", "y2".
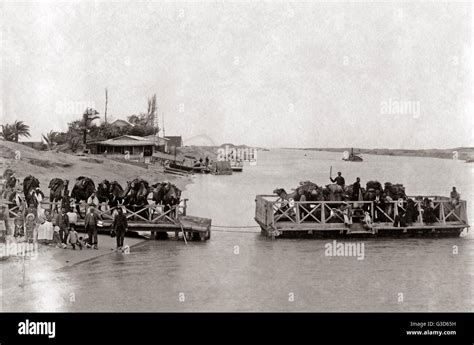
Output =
[
  {"x1": 440, "y1": 202, "x2": 446, "y2": 224},
  {"x1": 295, "y1": 203, "x2": 300, "y2": 224},
  {"x1": 271, "y1": 201, "x2": 275, "y2": 229},
  {"x1": 321, "y1": 202, "x2": 326, "y2": 224},
  {"x1": 461, "y1": 201, "x2": 467, "y2": 224}
]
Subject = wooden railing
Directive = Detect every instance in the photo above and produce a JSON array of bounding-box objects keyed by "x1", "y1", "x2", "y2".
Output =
[
  {"x1": 1, "y1": 198, "x2": 188, "y2": 225},
  {"x1": 255, "y1": 195, "x2": 468, "y2": 228}
]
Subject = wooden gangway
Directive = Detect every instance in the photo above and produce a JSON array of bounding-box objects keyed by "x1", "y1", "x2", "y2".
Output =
[{"x1": 255, "y1": 195, "x2": 469, "y2": 238}]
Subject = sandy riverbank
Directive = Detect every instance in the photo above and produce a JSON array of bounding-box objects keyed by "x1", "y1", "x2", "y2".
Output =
[{"x1": 0, "y1": 140, "x2": 192, "y2": 191}]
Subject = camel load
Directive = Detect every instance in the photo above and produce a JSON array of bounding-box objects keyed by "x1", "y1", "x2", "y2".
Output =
[
  {"x1": 2, "y1": 174, "x2": 183, "y2": 214},
  {"x1": 273, "y1": 179, "x2": 406, "y2": 203}
]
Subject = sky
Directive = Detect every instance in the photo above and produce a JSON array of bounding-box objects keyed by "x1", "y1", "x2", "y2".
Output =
[{"x1": 1, "y1": 1, "x2": 472, "y2": 149}]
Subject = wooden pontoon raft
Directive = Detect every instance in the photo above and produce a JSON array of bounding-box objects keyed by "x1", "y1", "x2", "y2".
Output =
[
  {"x1": 6, "y1": 199, "x2": 212, "y2": 241},
  {"x1": 255, "y1": 195, "x2": 469, "y2": 238}
]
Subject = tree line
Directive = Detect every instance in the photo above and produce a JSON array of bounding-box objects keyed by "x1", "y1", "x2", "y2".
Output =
[{"x1": 1, "y1": 94, "x2": 160, "y2": 152}]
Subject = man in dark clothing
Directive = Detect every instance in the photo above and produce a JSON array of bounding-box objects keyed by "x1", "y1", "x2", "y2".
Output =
[
  {"x1": 55, "y1": 207, "x2": 70, "y2": 246},
  {"x1": 84, "y1": 207, "x2": 99, "y2": 249},
  {"x1": 405, "y1": 199, "x2": 418, "y2": 225},
  {"x1": 450, "y1": 187, "x2": 460, "y2": 206},
  {"x1": 330, "y1": 172, "x2": 345, "y2": 187},
  {"x1": 112, "y1": 207, "x2": 128, "y2": 250},
  {"x1": 352, "y1": 177, "x2": 361, "y2": 201}
]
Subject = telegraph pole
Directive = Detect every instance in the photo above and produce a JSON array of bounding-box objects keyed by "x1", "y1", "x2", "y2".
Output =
[
  {"x1": 162, "y1": 112, "x2": 165, "y2": 137},
  {"x1": 104, "y1": 88, "x2": 108, "y2": 123}
]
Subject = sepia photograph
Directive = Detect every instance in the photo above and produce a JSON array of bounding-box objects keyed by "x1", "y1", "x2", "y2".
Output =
[{"x1": 0, "y1": 0, "x2": 472, "y2": 343}]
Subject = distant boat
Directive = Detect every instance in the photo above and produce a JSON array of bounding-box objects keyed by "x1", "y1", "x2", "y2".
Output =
[
  {"x1": 169, "y1": 162, "x2": 195, "y2": 172},
  {"x1": 342, "y1": 148, "x2": 363, "y2": 162}
]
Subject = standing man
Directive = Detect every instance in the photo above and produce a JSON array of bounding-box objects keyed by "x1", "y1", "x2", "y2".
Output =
[
  {"x1": 55, "y1": 207, "x2": 70, "y2": 248},
  {"x1": 330, "y1": 171, "x2": 345, "y2": 187},
  {"x1": 352, "y1": 177, "x2": 361, "y2": 201},
  {"x1": 450, "y1": 187, "x2": 460, "y2": 206},
  {"x1": 84, "y1": 207, "x2": 99, "y2": 249},
  {"x1": 112, "y1": 207, "x2": 128, "y2": 251}
]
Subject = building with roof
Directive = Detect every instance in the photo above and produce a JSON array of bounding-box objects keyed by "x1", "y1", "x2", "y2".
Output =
[
  {"x1": 109, "y1": 119, "x2": 135, "y2": 128},
  {"x1": 86, "y1": 135, "x2": 169, "y2": 159}
]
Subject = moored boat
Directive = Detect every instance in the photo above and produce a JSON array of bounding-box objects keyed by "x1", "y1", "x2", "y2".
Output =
[{"x1": 169, "y1": 162, "x2": 195, "y2": 172}]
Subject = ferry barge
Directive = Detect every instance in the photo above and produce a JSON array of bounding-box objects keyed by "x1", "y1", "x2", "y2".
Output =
[{"x1": 255, "y1": 195, "x2": 469, "y2": 238}]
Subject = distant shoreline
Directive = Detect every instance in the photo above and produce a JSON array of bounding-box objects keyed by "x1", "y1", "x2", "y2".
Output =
[{"x1": 286, "y1": 147, "x2": 474, "y2": 163}]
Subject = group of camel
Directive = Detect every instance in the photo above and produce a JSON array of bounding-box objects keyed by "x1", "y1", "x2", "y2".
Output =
[
  {"x1": 1, "y1": 169, "x2": 182, "y2": 218},
  {"x1": 273, "y1": 180, "x2": 406, "y2": 203}
]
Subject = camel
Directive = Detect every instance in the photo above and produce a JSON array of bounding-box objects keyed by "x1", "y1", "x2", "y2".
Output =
[
  {"x1": 70, "y1": 176, "x2": 96, "y2": 218},
  {"x1": 273, "y1": 188, "x2": 298, "y2": 201},
  {"x1": 384, "y1": 182, "x2": 406, "y2": 200},
  {"x1": 48, "y1": 178, "x2": 70, "y2": 211},
  {"x1": 343, "y1": 184, "x2": 366, "y2": 201},
  {"x1": 23, "y1": 175, "x2": 43, "y2": 207},
  {"x1": 124, "y1": 179, "x2": 150, "y2": 219},
  {"x1": 108, "y1": 181, "x2": 124, "y2": 207},
  {"x1": 97, "y1": 180, "x2": 111, "y2": 204},
  {"x1": 295, "y1": 181, "x2": 325, "y2": 201},
  {"x1": 151, "y1": 182, "x2": 182, "y2": 216},
  {"x1": 124, "y1": 179, "x2": 150, "y2": 206}
]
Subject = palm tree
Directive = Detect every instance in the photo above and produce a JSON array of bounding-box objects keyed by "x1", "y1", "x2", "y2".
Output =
[
  {"x1": 81, "y1": 108, "x2": 100, "y2": 144},
  {"x1": 0, "y1": 121, "x2": 30, "y2": 142},
  {"x1": 11, "y1": 120, "x2": 31, "y2": 142},
  {"x1": 0, "y1": 124, "x2": 15, "y2": 141},
  {"x1": 42, "y1": 130, "x2": 59, "y2": 150},
  {"x1": 146, "y1": 94, "x2": 157, "y2": 128}
]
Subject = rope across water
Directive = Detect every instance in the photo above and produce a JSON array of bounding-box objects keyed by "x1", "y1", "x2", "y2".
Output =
[{"x1": 210, "y1": 224, "x2": 260, "y2": 233}]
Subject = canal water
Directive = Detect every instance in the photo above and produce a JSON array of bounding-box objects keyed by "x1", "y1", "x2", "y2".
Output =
[{"x1": 2, "y1": 149, "x2": 473, "y2": 311}]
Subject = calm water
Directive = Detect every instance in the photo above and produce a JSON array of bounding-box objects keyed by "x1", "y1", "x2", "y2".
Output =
[{"x1": 2, "y1": 149, "x2": 473, "y2": 311}]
